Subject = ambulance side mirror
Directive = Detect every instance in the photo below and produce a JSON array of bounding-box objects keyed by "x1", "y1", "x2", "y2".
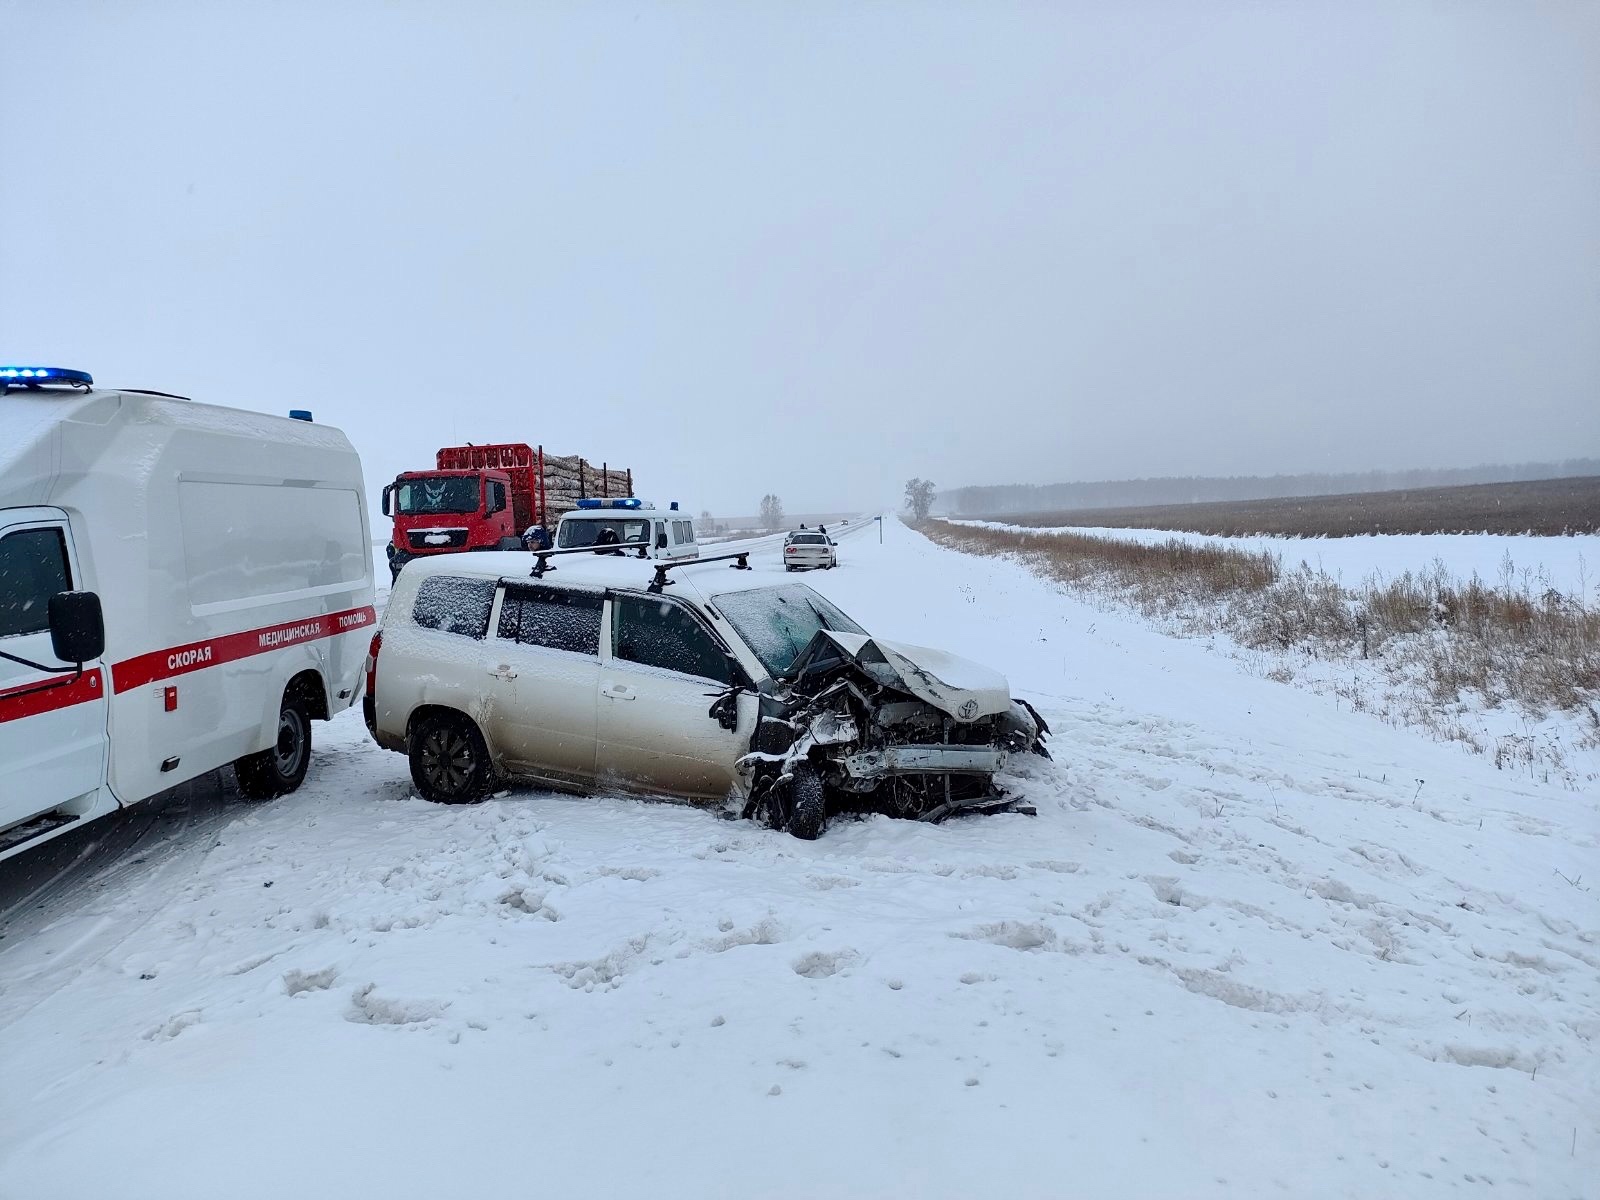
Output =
[
  {"x1": 49, "y1": 591, "x2": 105, "y2": 665},
  {"x1": 656, "y1": 531, "x2": 668, "y2": 549}
]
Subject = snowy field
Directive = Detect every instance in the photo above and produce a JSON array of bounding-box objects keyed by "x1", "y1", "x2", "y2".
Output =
[
  {"x1": 2, "y1": 522, "x2": 1597, "y2": 1199},
  {"x1": 956, "y1": 521, "x2": 1600, "y2": 602}
]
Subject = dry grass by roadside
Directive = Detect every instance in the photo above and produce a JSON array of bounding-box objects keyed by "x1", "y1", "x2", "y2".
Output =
[{"x1": 919, "y1": 521, "x2": 1600, "y2": 770}]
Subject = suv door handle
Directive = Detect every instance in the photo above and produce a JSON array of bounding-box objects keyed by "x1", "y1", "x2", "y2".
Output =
[
  {"x1": 489, "y1": 665, "x2": 518, "y2": 681},
  {"x1": 601, "y1": 683, "x2": 635, "y2": 700}
]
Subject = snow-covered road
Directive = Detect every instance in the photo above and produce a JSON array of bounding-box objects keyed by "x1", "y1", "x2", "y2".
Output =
[{"x1": 2, "y1": 522, "x2": 1595, "y2": 1199}]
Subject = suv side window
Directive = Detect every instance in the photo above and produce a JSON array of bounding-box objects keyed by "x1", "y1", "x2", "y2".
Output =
[
  {"x1": 411, "y1": 575, "x2": 496, "y2": 639},
  {"x1": 612, "y1": 594, "x2": 731, "y2": 684},
  {"x1": 497, "y1": 584, "x2": 602, "y2": 655},
  {"x1": 0, "y1": 527, "x2": 70, "y2": 639}
]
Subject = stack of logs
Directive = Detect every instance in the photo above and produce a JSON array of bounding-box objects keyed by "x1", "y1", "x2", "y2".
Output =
[{"x1": 542, "y1": 454, "x2": 633, "y2": 522}]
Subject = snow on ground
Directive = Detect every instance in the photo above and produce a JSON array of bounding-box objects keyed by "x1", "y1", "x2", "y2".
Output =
[
  {"x1": 956, "y1": 521, "x2": 1600, "y2": 602},
  {"x1": 950, "y1": 520, "x2": 1600, "y2": 787},
  {"x1": 3, "y1": 522, "x2": 1597, "y2": 1199}
]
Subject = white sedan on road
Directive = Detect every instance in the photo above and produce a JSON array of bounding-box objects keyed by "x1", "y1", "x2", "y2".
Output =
[{"x1": 783, "y1": 530, "x2": 837, "y2": 571}]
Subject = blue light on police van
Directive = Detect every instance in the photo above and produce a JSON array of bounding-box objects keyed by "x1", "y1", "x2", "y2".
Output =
[
  {"x1": 576, "y1": 498, "x2": 602, "y2": 509},
  {"x1": 288, "y1": 409, "x2": 313, "y2": 422},
  {"x1": 576, "y1": 497, "x2": 643, "y2": 510},
  {"x1": 0, "y1": 366, "x2": 93, "y2": 386}
]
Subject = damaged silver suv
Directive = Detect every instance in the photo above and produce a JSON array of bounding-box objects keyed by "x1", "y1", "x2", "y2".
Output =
[{"x1": 365, "y1": 549, "x2": 1047, "y2": 839}]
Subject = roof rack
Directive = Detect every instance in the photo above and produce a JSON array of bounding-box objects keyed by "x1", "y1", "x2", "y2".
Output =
[
  {"x1": 531, "y1": 541, "x2": 650, "y2": 577},
  {"x1": 647, "y1": 549, "x2": 751, "y2": 594}
]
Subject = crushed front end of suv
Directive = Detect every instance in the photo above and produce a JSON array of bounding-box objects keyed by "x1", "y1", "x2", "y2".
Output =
[{"x1": 709, "y1": 586, "x2": 1049, "y2": 838}]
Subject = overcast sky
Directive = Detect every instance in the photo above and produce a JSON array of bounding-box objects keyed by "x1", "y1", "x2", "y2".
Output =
[{"x1": 4, "y1": 1, "x2": 1597, "y2": 516}]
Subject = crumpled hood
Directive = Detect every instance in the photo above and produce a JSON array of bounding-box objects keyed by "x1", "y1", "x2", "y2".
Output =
[{"x1": 793, "y1": 631, "x2": 1012, "y2": 722}]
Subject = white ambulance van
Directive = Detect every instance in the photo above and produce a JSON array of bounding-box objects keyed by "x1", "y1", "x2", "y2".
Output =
[{"x1": 0, "y1": 367, "x2": 376, "y2": 862}]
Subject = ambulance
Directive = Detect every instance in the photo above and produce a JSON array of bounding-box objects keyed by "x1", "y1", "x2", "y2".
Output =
[{"x1": 0, "y1": 367, "x2": 376, "y2": 862}]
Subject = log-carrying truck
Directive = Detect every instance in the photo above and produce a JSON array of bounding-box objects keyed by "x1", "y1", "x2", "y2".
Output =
[{"x1": 381, "y1": 443, "x2": 633, "y2": 581}]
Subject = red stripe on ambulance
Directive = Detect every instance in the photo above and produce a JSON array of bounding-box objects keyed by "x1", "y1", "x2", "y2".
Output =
[
  {"x1": 0, "y1": 670, "x2": 104, "y2": 724},
  {"x1": 111, "y1": 605, "x2": 376, "y2": 694}
]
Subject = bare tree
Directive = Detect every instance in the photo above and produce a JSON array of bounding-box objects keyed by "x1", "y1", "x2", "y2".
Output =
[
  {"x1": 904, "y1": 478, "x2": 937, "y2": 521},
  {"x1": 759, "y1": 493, "x2": 785, "y2": 530}
]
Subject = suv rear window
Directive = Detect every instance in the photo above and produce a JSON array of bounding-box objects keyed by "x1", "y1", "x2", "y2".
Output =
[
  {"x1": 411, "y1": 575, "x2": 495, "y2": 639},
  {"x1": 497, "y1": 584, "x2": 603, "y2": 655}
]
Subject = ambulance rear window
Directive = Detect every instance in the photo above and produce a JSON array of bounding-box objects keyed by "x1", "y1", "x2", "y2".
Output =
[
  {"x1": 0, "y1": 527, "x2": 70, "y2": 639},
  {"x1": 411, "y1": 575, "x2": 495, "y2": 640}
]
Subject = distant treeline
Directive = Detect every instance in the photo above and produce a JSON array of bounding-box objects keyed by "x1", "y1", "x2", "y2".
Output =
[{"x1": 943, "y1": 460, "x2": 1600, "y2": 516}]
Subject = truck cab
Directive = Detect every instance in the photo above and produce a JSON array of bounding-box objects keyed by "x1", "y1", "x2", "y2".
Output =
[
  {"x1": 554, "y1": 499, "x2": 700, "y2": 562},
  {"x1": 383, "y1": 468, "x2": 519, "y2": 577}
]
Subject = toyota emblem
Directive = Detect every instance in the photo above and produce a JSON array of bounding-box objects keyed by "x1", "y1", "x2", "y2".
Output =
[{"x1": 958, "y1": 699, "x2": 979, "y2": 720}]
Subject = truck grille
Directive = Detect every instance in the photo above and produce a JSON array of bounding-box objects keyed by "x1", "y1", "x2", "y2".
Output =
[{"x1": 407, "y1": 529, "x2": 469, "y2": 550}]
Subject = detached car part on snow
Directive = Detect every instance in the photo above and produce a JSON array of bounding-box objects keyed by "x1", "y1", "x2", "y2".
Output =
[{"x1": 735, "y1": 631, "x2": 1049, "y2": 836}]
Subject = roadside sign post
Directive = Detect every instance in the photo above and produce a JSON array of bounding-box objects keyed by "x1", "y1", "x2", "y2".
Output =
[{"x1": 876, "y1": 515, "x2": 883, "y2": 544}]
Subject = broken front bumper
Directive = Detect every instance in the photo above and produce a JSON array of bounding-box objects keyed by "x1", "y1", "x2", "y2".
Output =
[{"x1": 838, "y1": 744, "x2": 1006, "y2": 781}]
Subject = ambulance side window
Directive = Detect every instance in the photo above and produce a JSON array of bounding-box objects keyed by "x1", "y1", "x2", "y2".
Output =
[{"x1": 0, "y1": 528, "x2": 70, "y2": 639}]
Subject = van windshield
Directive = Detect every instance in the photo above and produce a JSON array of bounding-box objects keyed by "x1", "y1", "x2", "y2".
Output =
[
  {"x1": 395, "y1": 476, "x2": 479, "y2": 515},
  {"x1": 558, "y1": 518, "x2": 651, "y2": 549},
  {"x1": 710, "y1": 584, "x2": 865, "y2": 678}
]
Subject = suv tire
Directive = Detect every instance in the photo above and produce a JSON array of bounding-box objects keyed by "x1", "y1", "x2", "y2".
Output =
[
  {"x1": 785, "y1": 763, "x2": 828, "y2": 840},
  {"x1": 410, "y1": 712, "x2": 495, "y2": 804},
  {"x1": 235, "y1": 692, "x2": 313, "y2": 800}
]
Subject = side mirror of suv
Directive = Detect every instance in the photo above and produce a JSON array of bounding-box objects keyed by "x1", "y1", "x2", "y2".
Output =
[{"x1": 49, "y1": 591, "x2": 105, "y2": 664}]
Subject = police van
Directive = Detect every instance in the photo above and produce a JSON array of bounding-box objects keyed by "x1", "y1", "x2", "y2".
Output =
[
  {"x1": 0, "y1": 367, "x2": 376, "y2": 862},
  {"x1": 551, "y1": 497, "x2": 700, "y2": 562}
]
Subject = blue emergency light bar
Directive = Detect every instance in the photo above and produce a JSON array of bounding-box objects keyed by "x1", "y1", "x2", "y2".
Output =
[
  {"x1": 575, "y1": 497, "x2": 643, "y2": 510},
  {"x1": 0, "y1": 366, "x2": 93, "y2": 386}
]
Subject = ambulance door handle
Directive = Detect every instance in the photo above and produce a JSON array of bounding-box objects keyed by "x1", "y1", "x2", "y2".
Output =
[
  {"x1": 489, "y1": 665, "x2": 518, "y2": 681},
  {"x1": 601, "y1": 683, "x2": 634, "y2": 701}
]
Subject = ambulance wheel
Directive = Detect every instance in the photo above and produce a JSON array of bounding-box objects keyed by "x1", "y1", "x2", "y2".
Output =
[
  {"x1": 409, "y1": 712, "x2": 494, "y2": 804},
  {"x1": 235, "y1": 694, "x2": 312, "y2": 800}
]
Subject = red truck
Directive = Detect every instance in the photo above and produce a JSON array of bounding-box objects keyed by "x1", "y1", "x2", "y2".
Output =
[{"x1": 382, "y1": 444, "x2": 633, "y2": 581}]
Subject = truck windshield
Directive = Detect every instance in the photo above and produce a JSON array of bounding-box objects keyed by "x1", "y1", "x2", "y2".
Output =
[
  {"x1": 710, "y1": 584, "x2": 865, "y2": 678},
  {"x1": 395, "y1": 477, "x2": 479, "y2": 515},
  {"x1": 558, "y1": 518, "x2": 651, "y2": 549}
]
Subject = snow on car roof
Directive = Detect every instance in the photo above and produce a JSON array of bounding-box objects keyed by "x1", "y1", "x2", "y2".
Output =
[{"x1": 403, "y1": 547, "x2": 790, "y2": 606}]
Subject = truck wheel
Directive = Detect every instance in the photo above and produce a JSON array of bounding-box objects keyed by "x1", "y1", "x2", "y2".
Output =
[
  {"x1": 235, "y1": 693, "x2": 312, "y2": 800},
  {"x1": 409, "y1": 712, "x2": 494, "y2": 804},
  {"x1": 784, "y1": 764, "x2": 828, "y2": 841}
]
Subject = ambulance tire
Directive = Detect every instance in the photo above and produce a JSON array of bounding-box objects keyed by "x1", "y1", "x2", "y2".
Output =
[
  {"x1": 235, "y1": 693, "x2": 313, "y2": 800},
  {"x1": 409, "y1": 711, "x2": 495, "y2": 804}
]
